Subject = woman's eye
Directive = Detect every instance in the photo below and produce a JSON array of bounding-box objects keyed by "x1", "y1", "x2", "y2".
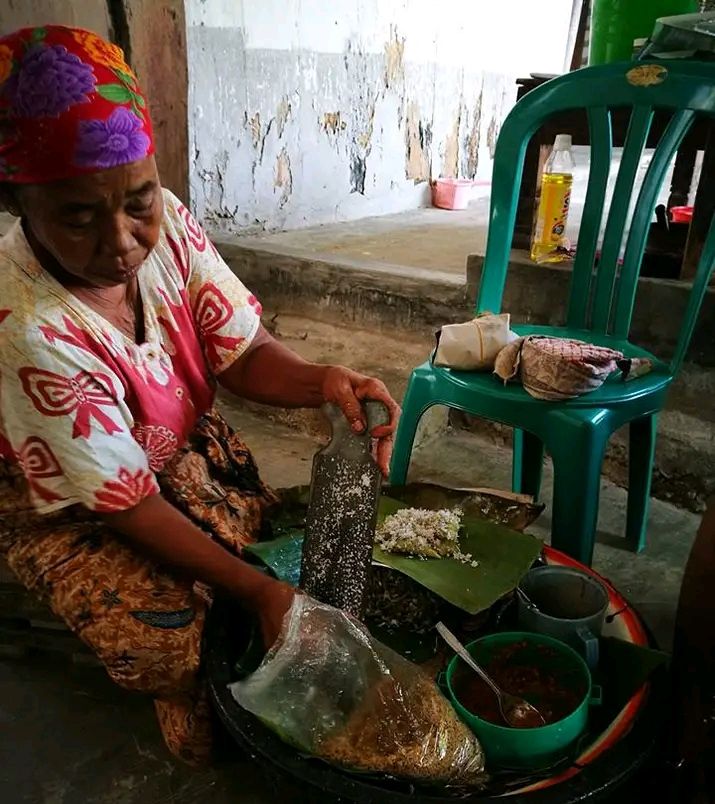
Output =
[
  {"x1": 127, "y1": 194, "x2": 155, "y2": 216},
  {"x1": 64, "y1": 217, "x2": 93, "y2": 230}
]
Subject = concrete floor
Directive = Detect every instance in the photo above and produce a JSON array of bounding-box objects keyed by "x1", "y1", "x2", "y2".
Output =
[
  {"x1": 245, "y1": 197, "x2": 490, "y2": 276},
  {"x1": 0, "y1": 395, "x2": 699, "y2": 803}
]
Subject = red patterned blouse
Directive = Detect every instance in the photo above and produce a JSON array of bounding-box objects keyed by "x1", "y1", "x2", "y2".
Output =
[{"x1": 0, "y1": 190, "x2": 261, "y2": 513}]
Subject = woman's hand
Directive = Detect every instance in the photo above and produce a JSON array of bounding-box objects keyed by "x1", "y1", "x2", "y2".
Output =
[
  {"x1": 104, "y1": 495, "x2": 297, "y2": 649},
  {"x1": 253, "y1": 578, "x2": 296, "y2": 649},
  {"x1": 220, "y1": 328, "x2": 401, "y2": 475},
  {"x1": 321, "y1": 366, "x2": 400, "y2": 477}
]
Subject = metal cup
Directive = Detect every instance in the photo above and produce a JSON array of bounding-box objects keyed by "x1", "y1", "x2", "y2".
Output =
[{"x1": 517, "y1": 566, "x2": 609, "y2": 669}]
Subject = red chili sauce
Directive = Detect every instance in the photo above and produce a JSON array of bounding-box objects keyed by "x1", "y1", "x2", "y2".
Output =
[{"x1": 454, "y1": 641, "x2": 585, "y2": 729}]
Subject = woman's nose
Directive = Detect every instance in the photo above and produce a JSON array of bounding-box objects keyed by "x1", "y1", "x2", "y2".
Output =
[{"x1": 100, "y1": 216, "x2": 137, "y2": 258}]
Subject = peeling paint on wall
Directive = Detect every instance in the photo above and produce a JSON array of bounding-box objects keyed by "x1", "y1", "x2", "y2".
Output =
[
  {"x1": 187, "y1": 0, "x2": 573, "y2": 233},
  {"x1": 462, "y1": 88, "x2": 482, "y2": 179},
  {"x1": 383, "y1": 25, "x2": 405, "y2": 90},
  {"x1": 276, "y1": 96, "x2": 292, "y2": 138},
  {"x1": 344, "y1": 36, "x2": 377, "y2": 195},
  {"x1": 274, "y1": 147, "x2": 293, "y2": 207},
  {"x1": 246, "y1": 112, "x2": 262, "y2": 148},
  {"x1": 356, "y1": 119, "x2": 374, "y2": 150},
  {"x1": 441, "y1": 105, "x2": 461, "y2": 178},
  {"x1": 405, "y1": 101, "x2": 431, "y2": 182},
  {"x1": 486, "y1": 113, "x2": 499, "y2": 159},
  {"x1": 350, "y1": 153, "x2": 367, "y2": 195},
  {"x1": 321, "y1": 111, "x2": 346, "y2": 135}
]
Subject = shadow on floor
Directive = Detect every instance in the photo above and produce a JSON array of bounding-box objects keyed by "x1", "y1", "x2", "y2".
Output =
[{"x1": 0, "y1": 656, "x2": 310, "y2": 804}]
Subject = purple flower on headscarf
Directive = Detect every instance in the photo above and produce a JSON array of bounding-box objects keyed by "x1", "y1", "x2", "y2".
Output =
[
  {"x1": 9, "y1": 44, "x2": 95, "y2": 118},
  {"x1": 74, "y1": 107, "x2": 150, "y2": 169}
]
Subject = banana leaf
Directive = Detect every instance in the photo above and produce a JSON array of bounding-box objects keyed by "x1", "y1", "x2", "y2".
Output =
[
  {"x1": 247, "y1": 495, "x2": 542, "y2": 616},
  {"x1": 373, "y1": 497, "x2": 542, "y2": 614},
  {"x1": 385, "y1": 483, "x2": 544, "y2": 531},
  {"x1": 596, "y1": 637, "x2": 669, "y2": 717}
]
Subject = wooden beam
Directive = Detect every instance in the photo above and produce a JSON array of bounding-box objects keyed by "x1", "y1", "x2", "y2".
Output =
[
  {"x1": 681, "y1": 123, "x2": 715, "y2": 281},
  {"x1": 564, "y1": 0, "x2": 589, "y2": 72},
  {"x1": 112, "y1": 0, "x2": 189, "y2": 201}
]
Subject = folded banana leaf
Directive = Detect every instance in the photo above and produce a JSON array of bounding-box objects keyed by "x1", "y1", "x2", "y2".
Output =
[
  {"x1": 247, "y1": 490, "x2": 543, "y2": 616},
  {"x1": 386, "y1": 483, "x2": 544, "y2": 532},
  {"x1": 274, "y1": 483, "x2": 544, "y2": 533}
]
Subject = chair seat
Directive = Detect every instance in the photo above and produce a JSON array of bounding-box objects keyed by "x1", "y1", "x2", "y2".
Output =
[{"x1": 433, "y1": 325, "x2": 672, "y2": 409}]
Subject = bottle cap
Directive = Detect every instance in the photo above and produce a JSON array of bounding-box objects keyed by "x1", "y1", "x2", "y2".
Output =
[{"x1": 553, "y1": 134, "x2": 572, "y2": 151}]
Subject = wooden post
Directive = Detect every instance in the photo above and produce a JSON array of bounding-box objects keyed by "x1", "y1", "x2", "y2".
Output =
[
  {"x1": 110, "y1": 0, "x2": 189, "y2": 202},
  {"x1": 681, "y1": 123, "x2": 715, "y2": 281},
  {"x1": 565, "y1": 0, "x2": 589, "y2": 72}
]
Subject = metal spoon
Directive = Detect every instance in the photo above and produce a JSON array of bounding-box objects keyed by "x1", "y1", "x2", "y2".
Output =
[
  {"x1": 436, "y1": 622, "x2": 546, "y2": 729},
  {"x1": 516, "y1": 585, "x2": 541, "y2": 612}
]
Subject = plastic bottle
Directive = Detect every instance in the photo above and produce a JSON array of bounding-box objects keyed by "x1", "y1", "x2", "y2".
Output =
[{"x1": 530, "y1": 134, "x2": 574, "y2": 264}]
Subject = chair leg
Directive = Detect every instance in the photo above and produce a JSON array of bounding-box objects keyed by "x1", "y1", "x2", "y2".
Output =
[
  {"x1": 549, "y1": 422, "x2": 608, "y2": 567},
  {"x1": 389, "y1": 372, "x2": 433, "y2": 486},
  {"x1": 625, "y1": 414, "x2": 658, "y2": 554},
  {"x1": 512, "y1": 429, "x2": 544, "y2": 500}
]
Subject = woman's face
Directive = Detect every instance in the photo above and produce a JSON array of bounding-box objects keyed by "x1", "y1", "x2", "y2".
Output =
[{"x1": 12, "y1": 155, "x2": 163, "y2": 288}]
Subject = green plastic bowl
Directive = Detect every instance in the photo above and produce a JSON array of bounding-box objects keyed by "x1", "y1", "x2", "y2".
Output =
[{"x1": 445, "y1": 631, "x2": 596, "y2": 770}]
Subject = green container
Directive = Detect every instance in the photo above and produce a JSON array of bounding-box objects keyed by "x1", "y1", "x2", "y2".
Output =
[
  {"x1": 445, "y1": 632, "x2": 597, "y2": 770},
  {"x1": 589, "y1": 0, "x2": 699, "y2": 65}
]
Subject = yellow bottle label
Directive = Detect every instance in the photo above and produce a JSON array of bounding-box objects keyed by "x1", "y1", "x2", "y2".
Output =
[{"x1": 531, "y1": 172, "x2": 573, "y2": 263}]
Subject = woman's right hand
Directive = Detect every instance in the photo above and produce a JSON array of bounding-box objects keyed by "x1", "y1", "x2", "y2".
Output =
[
  {"x1": 103, "y1": 495, "x2": 298, "y2": 650},
  {"x1": 253, "y1": 577, "x2": 296, "y2": 649}
]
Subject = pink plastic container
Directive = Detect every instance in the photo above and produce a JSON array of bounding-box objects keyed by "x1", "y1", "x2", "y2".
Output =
[
  {"x1": 431, "y1": 178, "x2": 475, "y2": 210},
  {"x1": 670, "y1": 205, "x2": 693, "y2": 224}
]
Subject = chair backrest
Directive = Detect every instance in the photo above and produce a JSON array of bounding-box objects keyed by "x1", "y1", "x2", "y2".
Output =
[{"x1": 477, "y1": 61, "x2": 715, "y2": 373}]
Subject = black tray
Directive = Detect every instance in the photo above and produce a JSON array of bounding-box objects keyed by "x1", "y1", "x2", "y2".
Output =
[{"x1": 205, "y1": 597, "x2": 668, "y2": 803}]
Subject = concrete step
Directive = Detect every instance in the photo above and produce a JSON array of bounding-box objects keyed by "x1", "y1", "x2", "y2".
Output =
[{"x1": 216, "y1": 236, "x2": 471, "y2": 335}]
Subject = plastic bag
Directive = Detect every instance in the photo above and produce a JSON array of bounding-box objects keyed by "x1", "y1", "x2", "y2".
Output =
[{"x1": 230, "y1": 595, "x2": 486, "y2": 786}]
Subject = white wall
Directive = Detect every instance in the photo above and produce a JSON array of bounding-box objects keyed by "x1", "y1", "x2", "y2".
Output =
[{"x1": 187, "y1": 0, "x2": 573, "y2": 233}]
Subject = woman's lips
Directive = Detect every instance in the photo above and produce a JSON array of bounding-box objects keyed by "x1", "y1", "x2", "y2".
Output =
[{"x1": 112, "y1": 263, "x2": 141, "y2": 280}]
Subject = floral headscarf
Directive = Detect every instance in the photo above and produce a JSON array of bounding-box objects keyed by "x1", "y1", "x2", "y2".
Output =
[{"x1": 0, "y1": 25, "x2": 154, "y2": 183}]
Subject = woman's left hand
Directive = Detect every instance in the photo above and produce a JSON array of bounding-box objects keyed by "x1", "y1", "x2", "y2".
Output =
[{"x1": 321, "y1": 366, "x2": 401, "y2": 477}]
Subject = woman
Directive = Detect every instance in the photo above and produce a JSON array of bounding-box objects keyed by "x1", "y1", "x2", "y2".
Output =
[{"x1": 0, "y1": 26, "x2": 399, "y2": 765}]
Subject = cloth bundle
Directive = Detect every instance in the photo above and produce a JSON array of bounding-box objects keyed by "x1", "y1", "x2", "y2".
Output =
[
  {"x1": 434, "y1": 314, "x2": 652, "y2": 400},
  {"x1": 494, "y1": 336, "x2": 651, "y2": 401},
  {"x1": 434, "y1": 313, "x2": 516, "y2": 371}
]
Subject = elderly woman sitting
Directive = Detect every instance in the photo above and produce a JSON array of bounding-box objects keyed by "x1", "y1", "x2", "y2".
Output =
[{"x1": 0, "y1": 25, "x2": 399, "y2": 765}]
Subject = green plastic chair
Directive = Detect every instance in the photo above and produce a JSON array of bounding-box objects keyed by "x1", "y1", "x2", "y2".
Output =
[{"x1": 390, "y1": 61, "x2": 715, "y2": 566}]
